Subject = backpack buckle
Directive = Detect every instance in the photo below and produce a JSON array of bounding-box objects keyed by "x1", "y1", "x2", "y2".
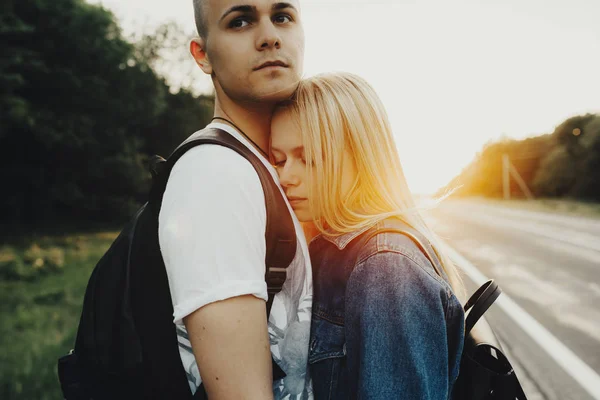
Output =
[{"x1": 266, "y1": 267, "x2": 287, "y2": 294}]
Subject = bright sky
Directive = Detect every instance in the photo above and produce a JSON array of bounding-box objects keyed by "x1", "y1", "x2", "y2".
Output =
[{"x1": 90, "y1": 0, "x2": 600, "y2": 194}]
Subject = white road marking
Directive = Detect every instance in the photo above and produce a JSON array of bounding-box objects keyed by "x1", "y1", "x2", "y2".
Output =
[
  {"x1": 445, "y1": 200, "x2": 600, "y2": 235},
  {"x1": 532, "y1": 236, "x2": 600, "y2": 265},
  {"x1": 556, "y1": 313, "x2": 600, "y2": 343},
  {"x1": 501, "y1": 270, "x2": 579, "y2": 308},
  {"x1": 441, "y1": 239, "x2": 600, "y2": 400},
  {"x1": 444, "y1": 207, "x2": 600, "y2": 253},
  {"x1": 472, "y1": 245, "x2": 506, "y2": 264},
  {"x1": 590, "y1": 283, "x2": 600, "y2": 297}
]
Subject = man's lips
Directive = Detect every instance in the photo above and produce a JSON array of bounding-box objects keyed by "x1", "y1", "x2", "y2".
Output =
[{"x1": 253, "y1": 60, "x2": 288, "y2": 71}]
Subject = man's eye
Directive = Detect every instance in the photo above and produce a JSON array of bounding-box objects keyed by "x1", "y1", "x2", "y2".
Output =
[
  {"x1": 273, "y1": 14, "x2": 292, "y2": 24},
  {"x1": 230, "y1": 18, "x2": 250, "y2": 29}
]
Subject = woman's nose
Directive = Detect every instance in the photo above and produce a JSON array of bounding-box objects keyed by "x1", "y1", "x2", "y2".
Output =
[{"x1": 279, "y1": 163, "x2": 300, "y2": 188}]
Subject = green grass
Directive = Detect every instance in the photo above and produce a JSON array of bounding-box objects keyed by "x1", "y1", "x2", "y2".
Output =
[{"x1": 0, "y1": 232, "x2": 118, "y2": 400}]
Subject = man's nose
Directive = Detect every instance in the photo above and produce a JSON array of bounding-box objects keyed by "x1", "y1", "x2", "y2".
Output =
[{"x1": 257, "y1": 20, "x2": 281, "y2": 50}]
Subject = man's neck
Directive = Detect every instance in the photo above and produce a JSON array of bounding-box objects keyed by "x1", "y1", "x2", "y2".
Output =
[{"x1": 212, "y1": 93, "x2": 274, "y2": 156}]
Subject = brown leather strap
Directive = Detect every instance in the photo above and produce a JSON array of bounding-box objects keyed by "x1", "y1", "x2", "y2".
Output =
[{"x1": 150, "y1": 128, "x2": 297, "y2": 314}]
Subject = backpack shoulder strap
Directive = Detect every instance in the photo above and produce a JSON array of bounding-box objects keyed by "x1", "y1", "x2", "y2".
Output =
[
  {"x1": 149, "y1": 128, "x2": 297, "y2": 315},
  {"x1": 462, "y1": 279, "x2": 501, "y2": 335}
]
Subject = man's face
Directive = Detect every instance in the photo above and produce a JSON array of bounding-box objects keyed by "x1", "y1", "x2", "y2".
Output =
[{"x1": 200, "y1": 0, "x2": 304, "y2": 103}]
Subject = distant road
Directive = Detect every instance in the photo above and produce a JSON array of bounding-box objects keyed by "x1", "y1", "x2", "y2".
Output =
[{"x1": 423, "y1": 200, "x2": 600, "y2": 400}]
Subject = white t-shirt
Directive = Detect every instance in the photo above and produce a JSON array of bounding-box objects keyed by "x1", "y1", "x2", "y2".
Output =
[{"x1": 158, "y1": 122, "x2": 313, "y2": 399}]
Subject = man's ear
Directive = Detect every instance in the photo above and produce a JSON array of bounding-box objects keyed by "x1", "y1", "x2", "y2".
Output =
[{"x1": 190, "y1": 38, "x2": 212, "y2": 75}]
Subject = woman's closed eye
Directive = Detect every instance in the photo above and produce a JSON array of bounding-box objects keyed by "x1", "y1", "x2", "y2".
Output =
[{"x1": 274, "y1": 158, "x2": 287, "y2": 168}]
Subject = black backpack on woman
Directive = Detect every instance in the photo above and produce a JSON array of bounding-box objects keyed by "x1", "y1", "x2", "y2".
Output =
[
  {"x1": 364, "y1": 227, "x2": 528, "y2": 400},
  {"x1": 57, "y1": 128, "x2": 297, "y2": 399}
]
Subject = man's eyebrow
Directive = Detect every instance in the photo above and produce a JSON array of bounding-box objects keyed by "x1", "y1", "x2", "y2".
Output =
[
  {"x1": 219, "y1": 5, "x2": 256, "y2": 23},
  {"x1": 273, "y1": 2, "x2": 298, "y2": 12}
]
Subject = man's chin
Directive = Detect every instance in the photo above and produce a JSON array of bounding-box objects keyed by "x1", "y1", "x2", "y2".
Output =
[
  {"x1": 216, "y1": 73, "x2": 299, "y2": 105},
  {"x1": 252, "y1": 78, "x2": 300, "y2": 102}
]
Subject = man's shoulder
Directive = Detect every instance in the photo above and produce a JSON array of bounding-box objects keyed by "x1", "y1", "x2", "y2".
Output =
[
  {"x1": 162, "y1": 139, "x2": 263, "y2": 206},
  {"x1": 159, "y1": 136, "x2": 266, "y2": 222},
  {"x1": 161, "y1": 125, "x2": 270, "y2": 211},
  {"x1": 182, "y1": 126, "x2": 218, "y2": 143},
  {"x1": 179, "y1": 124, "x2": 241, "y2": 148},
  {"x1": 171, "y1": 126, "x2": 254, "y2": 170},
  {"x1": 170, "y1": 137, "x2": 256, "y2": 180}
]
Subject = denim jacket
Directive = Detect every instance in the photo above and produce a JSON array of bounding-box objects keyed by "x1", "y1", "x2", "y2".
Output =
[{"x1": 308, "y1": 218, "x2": 464, "y2": 399}]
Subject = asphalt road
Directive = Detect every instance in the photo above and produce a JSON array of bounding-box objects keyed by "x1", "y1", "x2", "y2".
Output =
[{"x1": 422, "y1": 200, "x2": 600, "y2": 400}]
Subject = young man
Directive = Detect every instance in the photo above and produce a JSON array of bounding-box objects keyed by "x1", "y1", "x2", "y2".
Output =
[{"x1": 158, "y1": 1, "x2": 312, "y2": 399}]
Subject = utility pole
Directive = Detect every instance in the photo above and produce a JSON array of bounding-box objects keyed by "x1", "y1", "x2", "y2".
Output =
[
  {"x1": 509, "y1": 162, "x2": 535, "y2": 200},
  {"x1": 503, "y1": 154, "x2": 510, "y2": 200},
  {"x1": 502, "y1": 153, "x2": 534, "y2": 200}
]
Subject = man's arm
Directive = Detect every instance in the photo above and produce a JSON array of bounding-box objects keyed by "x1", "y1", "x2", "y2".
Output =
[
  {"x1": 184, "y1": 295, "x2": 273, "y2": 399},
  {"x1": 159, "y1": 144, "x2": 273, "y2": 398}
]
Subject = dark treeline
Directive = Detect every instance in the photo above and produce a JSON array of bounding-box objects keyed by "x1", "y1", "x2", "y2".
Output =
[
  {"x1": 440, "y1": 113, "x2": 600, "y2": 202},
  {"x1": 1, "y1": 0, "x2": 214, "y2": 231}
]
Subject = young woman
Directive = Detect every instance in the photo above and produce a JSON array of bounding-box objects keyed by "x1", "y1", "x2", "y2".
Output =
[{"x1": 270, "y1": 73, "x2": 465, "y2": 399}]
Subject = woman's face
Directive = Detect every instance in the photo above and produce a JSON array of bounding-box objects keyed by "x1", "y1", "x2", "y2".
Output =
[
  {"x1": 271, "y1": 109, "x2": 313, "y2": 222},
  {"x1": 270, "y1": 108, "x2": 357, "y2": 223}
]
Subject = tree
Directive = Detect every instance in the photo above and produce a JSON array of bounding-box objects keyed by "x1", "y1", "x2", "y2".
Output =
[
  {"x1": 0, "y1": 1, "x2": 214, "y2": 230},
  {"x1": 440, "y1": 113, "x2": 600, "y2": 202},
  {"x1": 441, "y1": 135, "x2": 551, "y2": 198},
  {"x1": 132, "y1": 22, "x2": 214, "y2": 156},
  {"x1": 533, "y1": 114, "x2": 600, "y2": 201}
]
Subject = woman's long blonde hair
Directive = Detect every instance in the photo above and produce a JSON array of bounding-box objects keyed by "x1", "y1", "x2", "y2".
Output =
[{"x1": 281, "y1": 72, "x2": 464, "y2": 296}]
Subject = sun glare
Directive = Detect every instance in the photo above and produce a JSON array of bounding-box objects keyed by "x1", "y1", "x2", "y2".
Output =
[{"x1": 89, "y1": 0, "x2": 600, "y2": 194}]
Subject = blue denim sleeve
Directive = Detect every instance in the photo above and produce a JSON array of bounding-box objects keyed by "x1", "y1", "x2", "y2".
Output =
[{"x1": 345, "y1": 250, "x2": 464, "y2": 399}]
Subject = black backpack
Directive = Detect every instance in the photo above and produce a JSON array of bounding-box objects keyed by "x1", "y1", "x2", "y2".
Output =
[
  {"x1": 58, "y1": 128, "x2": 297, "y2": 400},
  {"x1": 363, "y1": 227, "x2": 528, "y2": 400}
]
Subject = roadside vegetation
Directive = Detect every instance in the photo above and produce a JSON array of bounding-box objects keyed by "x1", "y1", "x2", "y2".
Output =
[
  {"x1": 0, "y1": 232, "x2": 117, "y2": 400},
  {"x1": 440, "y1": 114, "x2": 600, "y2": 204},
  {"x1": 1, "y1": 1, "x2": 213, "y2": 398}
]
